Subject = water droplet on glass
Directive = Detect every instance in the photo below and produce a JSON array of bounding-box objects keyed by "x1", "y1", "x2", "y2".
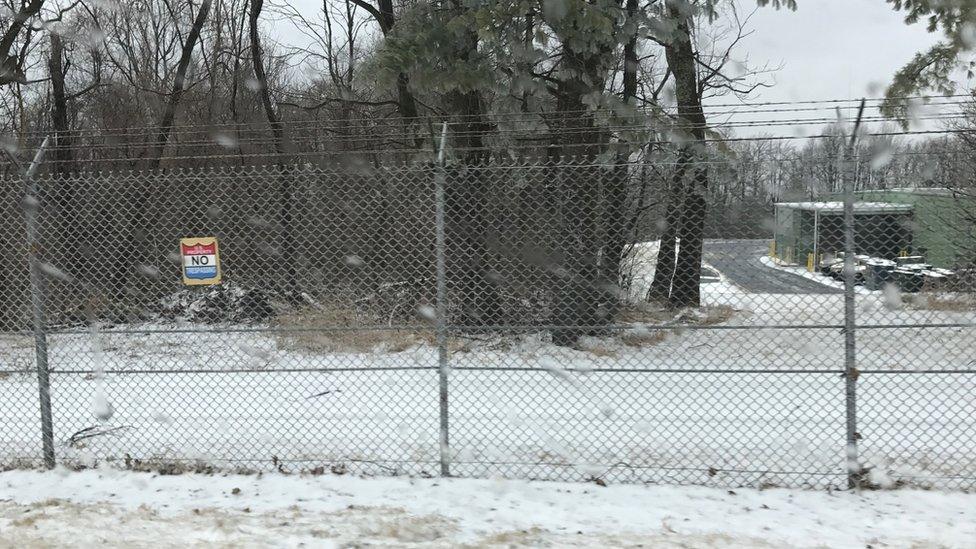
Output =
[
  {"x1": 257, "y1": 242, "x2": 281, "y2": 256},
  {"x1": 417, "y1": 304, "x2": 436, "y2": 321},
  {"x1": 247, "y1": 216, "x2": 272, "y2": 229},
  {"x1": 93, "y1": 391, "x2": 114, "y2": 422},
  {"x1": 40, "y1": 263, "x2": 73, "y2": 282},
  {"x1": 869, "y1": 147, "x2": 893, "y2": 170},
  {"x1": 211, "y1": 131, "x2": 238, "y2": 149},
  {"x1": 136, "y1": 264, "x2": 160, "y2": 279},
  {"x1": 882, "y1": 282, "x2": 902, "y2": 310},
  {"x1": 21, "y1": 195, "x2": 39, "y2": 213},
  {"x1": 1, "y1": 135, "x2": 18, "y2": 154},
  {"x1": 961, "y1": 22, "x2": 976, "y2": 48}
]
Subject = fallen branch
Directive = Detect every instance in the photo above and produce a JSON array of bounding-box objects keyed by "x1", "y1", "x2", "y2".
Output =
[{"x1": 67, "y1": 425, "x2": 131, "y2": 447}]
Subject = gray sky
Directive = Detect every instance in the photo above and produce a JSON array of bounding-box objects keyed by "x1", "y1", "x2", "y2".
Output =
[{"x1": 737, "y1": 0, "x2": 942, "y2": 104}]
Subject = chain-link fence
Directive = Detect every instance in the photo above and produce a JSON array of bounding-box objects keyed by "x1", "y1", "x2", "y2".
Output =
[{"x1": 1, "y1": 139, "x2": 974, "y2": 490}]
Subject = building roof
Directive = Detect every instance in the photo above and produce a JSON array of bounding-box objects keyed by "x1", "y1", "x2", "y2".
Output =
[
  {"x1": 860, "y1": 187, "x2": 958, "y2": 197},
  {"x1": 775, "y1": 201, "x2": 914, "y2": 214}
]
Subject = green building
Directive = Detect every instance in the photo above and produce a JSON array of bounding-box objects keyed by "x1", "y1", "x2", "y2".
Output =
[
  {"x1": 857, "y1": 188, "x2": 976, "y2": 268},
  {"x1": 773, "y1": 201, "x2": 914, "y2": 265}
]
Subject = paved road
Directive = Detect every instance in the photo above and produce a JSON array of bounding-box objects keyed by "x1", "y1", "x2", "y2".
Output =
[{"x1": 704, "y1": 239, "x2": 842, "y2": 294}]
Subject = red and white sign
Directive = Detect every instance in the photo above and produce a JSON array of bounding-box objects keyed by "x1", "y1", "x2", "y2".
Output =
[{"x1": 180, "y1": 237, "x2": 221, "y2": 285}]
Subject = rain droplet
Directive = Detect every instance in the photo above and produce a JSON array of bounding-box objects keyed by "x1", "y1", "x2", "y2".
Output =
[
  {"x1": 40, "y1": 263, "x2": 73, "y2": 282},
  {"x1": 257, "y1": 242, "x2": 281, "y2": 256},
  {"x1": 247, "y1": 216, "x2": 272, "y2": 229},
  {"x1": 136, "y1": 264, "x2": 160, "y2": 279},
  {"x1": 21, "y1": 195, "x2": 39, "y2": 212},
  {"x1": 962, "y1": 22, "x2": 976, "y2": 49},
  {"x1": 417, "y1": 304, "x2": 436, "y2": 321},
  {"x1": 240, "y1": 344, "x2": 272, "y2": 361},
  {"x1": 869, "y1": 148, "x2": 893, "y2": 170},
  {"x1": 93, "y1": 392, "x2": 114, "y2": 422},
  {"x1": 882, "y1": 282, "x2": 902, "y2": 310},
  {"x1": 211, "y1": 131, "x2": 238, "y2": 149},
  {"x1": 1, "y1": 135, "x2": 18, "y2": 154}
]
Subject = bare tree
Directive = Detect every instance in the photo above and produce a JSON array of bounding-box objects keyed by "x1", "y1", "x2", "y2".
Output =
[
  {"x1": 148, "y1": 0, "x2": 213, "y2": 168},
  {"x1": 348, "y1": 0, "x2": 419, "y2": 121},
  {"x1": 0, "y1": 0, "x2": 44, "y2": 86},
  {"x1": 250, "y1": 0, "x2": 298, "y2": 298}
]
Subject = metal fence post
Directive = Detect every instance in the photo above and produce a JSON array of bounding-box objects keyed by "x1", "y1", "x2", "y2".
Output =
[
  {"x1": 434, "y1": 122, "x2": 451, "y2": 477},
  {"x1": 842, "y1": 101, "x2": 865, "y2": 489},
  {"x1": 23, "y1": 137, "x2": 55, "y2": 469}
]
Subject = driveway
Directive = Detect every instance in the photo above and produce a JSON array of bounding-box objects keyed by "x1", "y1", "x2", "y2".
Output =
[{"x1": 704, "y1": 239, "x2": 841, "y2": 294}]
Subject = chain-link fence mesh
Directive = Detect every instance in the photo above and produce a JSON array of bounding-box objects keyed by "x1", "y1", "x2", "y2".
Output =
[{"x1": 1, "y1": 147, "x2": 974, "y2": 490}]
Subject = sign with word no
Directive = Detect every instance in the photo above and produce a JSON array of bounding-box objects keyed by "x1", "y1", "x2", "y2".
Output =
[{"x1": 180, "y1": 237, "x2": 222, "y2": 286}]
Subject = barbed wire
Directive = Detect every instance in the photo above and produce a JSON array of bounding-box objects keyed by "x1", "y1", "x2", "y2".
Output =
[
  {"x1": 9, "y1": 142, "x2": 976, "y2": 170},
  {"x1": 1, "y1": 113, "x2": 969, "y2": 159},
  {"x1": 4, "y1": 111, "x2": 966, "y2": 146},
  {"x1": 2, "y1": 94, "x2": 972, "y2": 140}
]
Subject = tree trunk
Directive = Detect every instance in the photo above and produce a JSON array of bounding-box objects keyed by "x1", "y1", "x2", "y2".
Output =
[
  {"x1": 663, "y1": 0, "x2": 708, "y2": 309},
  {"x1": 48, "y1": 33, "x2": 81, "y2": 282},
  {"x1": 148, "y1": 0, "x2": 214, "y2": 168},
  {"x1": 443, "y1": 4, "x2": 503, "y2": 328},
  {"x1": 250, "y1": 0, "x2": 299, "y2": 299},
  {"x1": 550, "y1": 49, "x2": 605, "y2": 347},
  {"x1": 372, "y1": 0, "x2": 421, "y2": 150},
  {"x1": 647, "y1": 153, "x2": 689, "y2": 302},
  {"x1": 601, "y1": 0, "x2": 640, "y2": 321},
  {"x1": 113, "y1": 0, "x2": 213, "y2": 299},
  {"x1": 669, "y1": 165, "x2": 707, "y2": 307}
]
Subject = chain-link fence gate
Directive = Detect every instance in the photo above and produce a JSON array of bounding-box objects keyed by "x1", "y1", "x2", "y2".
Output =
[{"x1": 1, "y1": 134, "x2": 974, "y2": 490}]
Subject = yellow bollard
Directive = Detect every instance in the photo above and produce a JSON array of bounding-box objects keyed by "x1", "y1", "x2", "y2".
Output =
[
  {"x1": 807, "y1": 253, "x2": 814, "y2": 272},
  {"x1": 769, "y1": 240, "x2": 777, "y2": 259}
]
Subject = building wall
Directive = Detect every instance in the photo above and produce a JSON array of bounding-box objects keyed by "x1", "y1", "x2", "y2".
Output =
[
  {"x1": 774, "y1": 205, "x2": 797, "y2": 261},
  {"x1": 816, "y1": 212, "x2": 912, "y2": 259},
  {"x1": 773, "y1": 205, "x2": 913, "y2": 264},
  {"x1": 859, "y1": 191, "x2": 976, "y2": 268}
]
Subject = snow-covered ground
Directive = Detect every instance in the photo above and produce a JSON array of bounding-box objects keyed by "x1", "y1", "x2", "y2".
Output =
[
  {"x1": 1, "y1": 469, "x2": 974, "y2": 548},
  {"x1": 1, "y1": 241, "x2": 974, "y2": 488},
  {"x1": 759, "y1": 255, "x2": 873, "y2": 294}
]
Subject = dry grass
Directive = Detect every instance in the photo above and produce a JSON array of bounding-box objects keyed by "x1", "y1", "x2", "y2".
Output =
[
  {"x1": 573, "y1": 338, "x2": 619, "y2": 357},
  {"x1": 572, "y1": 304, "x2": 739, "y2": 353},
  {"x1": 917, "y1": 293, "x2": 976, "y2": 312},
  {"x1": 619, "y1": 330, "x2": 668, "y2": 348},
  {"x1": 275, "y1": 305, "x2": 427, "y2": 354},
  {"x1": 616, "y1": 304, "x2": 674, "y2": 324},
  {"x1": 615, "y1": 304, "x2": 737, "y2": 350},
  {"x1": 270, "y1": 298, "x2": 740, "y2": 355},
  {"x1": 696, "y1": 305, "x2": 737, "y2": 326},
  {"x1": 618, "y1": 303, "x2": 737, "y2": 326}
]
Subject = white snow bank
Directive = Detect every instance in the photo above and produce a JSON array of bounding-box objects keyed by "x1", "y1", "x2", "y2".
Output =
[{"x1": 0, "y1": 469, "x2": 973, "y2": 548}]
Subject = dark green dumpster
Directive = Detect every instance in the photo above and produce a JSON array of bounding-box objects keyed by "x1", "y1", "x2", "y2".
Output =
[{"x1": 864, "y1": 259, "x2": 896, "y2": 290}]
